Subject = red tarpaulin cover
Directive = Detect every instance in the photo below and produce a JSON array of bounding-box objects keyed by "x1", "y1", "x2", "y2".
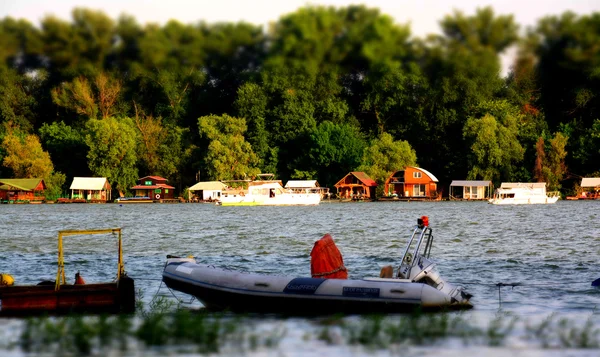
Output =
[{"x1": 310, "y1": 234, "x2": 348, "y2": 279}]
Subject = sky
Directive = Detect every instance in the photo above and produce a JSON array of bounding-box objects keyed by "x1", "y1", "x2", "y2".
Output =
[{"x1": 1, "y1": 0, "x2": 599, "y2": 74}]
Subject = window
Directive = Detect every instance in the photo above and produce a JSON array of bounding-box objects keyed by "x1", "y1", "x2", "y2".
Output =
[
  {"x1": 413, "y1": 172, "x2": 422, "y2": 179},
  {"x1": 145, "y1": 180, "x2": 152, "y2": 185},
  {"x1": 413, "y1": 184, "x2": 426, "y2": 196}
]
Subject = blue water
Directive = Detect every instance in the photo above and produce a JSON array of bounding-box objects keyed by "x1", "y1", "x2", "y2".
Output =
[{"x1": 1, "y1": 201, "x2": 599, "y2": 354}]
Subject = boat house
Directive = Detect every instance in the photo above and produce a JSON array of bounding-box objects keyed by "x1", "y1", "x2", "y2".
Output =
[
  {"x1": 188, "y1": 181, "x2": 226, "y2": 202},
  {"x1": 130, "y1": 176, "x2": 175, "y2": 200},
  {"x1": 334, "y1": 172, "x2": 377, "y2": 200},
  {"x1": 449, "y1": 180, "x2": 493, "y2": 200},
  {"x1": 383, "y1": 167, "x2": 439, "y2": 199},
  {"x1": 70, "y1": 177, "x2": 112, "y2": 202},
  {"x1": 0, "y1": 178, "x2": 46, "y2": 203},
  {"x1": 580, "y1": 177, "x2": 600, "y2": 199}
]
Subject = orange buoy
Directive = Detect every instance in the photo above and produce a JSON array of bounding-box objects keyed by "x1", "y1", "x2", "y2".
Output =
[{"x1": 310, "y1": 234, "x2": 348, "y2": 279}]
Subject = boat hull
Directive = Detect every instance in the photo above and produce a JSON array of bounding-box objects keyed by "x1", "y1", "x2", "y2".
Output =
[
  {"x1": 0, "y1": 278, "x2": 135, "y2": 317},
  {"x1": 162, "y1": 261, "x2": 471, "y2": 314}
]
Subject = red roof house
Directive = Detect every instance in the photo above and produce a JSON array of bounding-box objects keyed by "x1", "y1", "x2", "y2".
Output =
[
  {"x1": 130, "y1": 176, "x2": 175, "y2": 200},
  {"x1": 383, "y1": 167, "x2": 439, "y2": 199},
  {"x1": 334, "y1": 172, "x2": 377, "y2": 200}
]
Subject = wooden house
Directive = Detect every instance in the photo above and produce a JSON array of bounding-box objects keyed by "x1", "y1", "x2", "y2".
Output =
[
  {"x1": 0, "y1": 178, "x2": 46, "y2": 202},
  {"x1": 449, "y1": 180, "x2": 493, "y2": 200},
  {"x1": 188, "y1": 181, "x2": 226, "y2": 202},
  {"x1": 383, "y1": 167, "x2": 439, "y2": 199},
  {"x1": 70, "y1": 177, "x2": 111, "y2": 201},
  {"x1": 130, "y1": 176, "x2": 175, "y2": 200},
  {"x1": 334, "y1": 172, "x2": 377, "y2": 200}
]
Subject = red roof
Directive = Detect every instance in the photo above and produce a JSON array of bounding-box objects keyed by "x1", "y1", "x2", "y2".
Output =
[
  {"x1": 139, "y1": 176, "x2": 168, "y2": 182},
  {"x1": 131, "y1": 183, "x2": 175, "y2": 190},
  {"x1": 334, "y1": 172, "x2": 377, "y2": 187},
  {"x1": 350, "y1": 172, "x2": 377, "y2": 186}
]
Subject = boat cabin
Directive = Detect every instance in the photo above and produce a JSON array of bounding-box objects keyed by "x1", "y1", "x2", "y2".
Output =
[
  {"x1": 70, "y1": 177, "x2": 111, "y2": 202},
  {"x1": 130, "y1": 176, "x2": 175, "y2": 200},
  {"x1": 334, "y1": 172, "x2": 377, "y2": 200},
  {"x1": 384, "y1": 167, "x2": 439, "y2": 199},
  {"x1": 285, "y1": 180, "x2": 330, "y2": 198},
  {"x1": 449, "y1": 180, "x2": 493, "y2": 200},
  {"x1": 0, "y1": 178, "x2": 46, "y2": 203},
  {"x1": 188, "y1": 181, "x2": 225, "y2": 202}
]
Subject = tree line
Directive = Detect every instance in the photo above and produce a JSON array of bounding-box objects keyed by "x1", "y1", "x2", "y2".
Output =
[{"x1": 0, "y1": 5, "x2": 598, "y2": 199}]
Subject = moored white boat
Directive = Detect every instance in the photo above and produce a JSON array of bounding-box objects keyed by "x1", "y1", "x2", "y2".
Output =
[
  {"x1": 162, "y1": 217, "x2": 472, "y2": 314},
  {"x1": 489, "y1": 182, "x2": 560, "y2": 205},
  {"x1": 219, "y1": 181, "x2": 321, "y2": 206}
]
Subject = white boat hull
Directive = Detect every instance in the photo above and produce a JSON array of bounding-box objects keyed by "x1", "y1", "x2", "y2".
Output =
[{"x1": 162, "y1": 259, "x2": 472, "y2": 314}]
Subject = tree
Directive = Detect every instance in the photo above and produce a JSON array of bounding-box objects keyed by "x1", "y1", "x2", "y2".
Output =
[
  {"x1": 301, "y1": 121, "x2": 367, "y2": 188},
  {"x1": 85, "y1": 117, "x2": 138, "y2": 195},
  {"x1": 1, "y1": 129, "x2": 53, "y2": 178},
  {"x1": 358, "y1": 132, "x2": 417, "y2": 190},
  {"x1": 133, "y1": 104, "x2": 192, "y2": 183},
  {"x1": 463, "y1": 100, "x2": 525, "y2": 183},
  {"x1": 0, "y1": 67, "x2": 41, "y2": 132},
  {"x1": 51, "y1": 72, "x2": 123, "y2": 120},
  {"x1": 198, "y1": 114, "x2": 259, "y2": 181},
  {"x1": 38, "y1": 121, "x2": 89, "y2": 179},
  {"x1": 538, "y1": 132, "x2": 568, "y2": 191}
]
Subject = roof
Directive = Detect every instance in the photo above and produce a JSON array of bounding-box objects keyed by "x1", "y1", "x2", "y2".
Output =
[
  {"x1": 139, "y1": 176, "x2": 168, "y2": 182},
  {"x1": 335, "y1": 172, "x2": 377, "y2": 187},
  {"x1": 0, "y1": 178, "x2": 46, "y2": 191},
  {"x1": 407, "y1": 166, "x2": 439, "y2": 182},
  {"x1": 131, "y1": 183, "x2": 175, "y2": 190},
  {"x1": 581, "y1": 178, "x2": 600, "y2": 188},
  {"x1": 188, "y1": 181, "x2": 226, "y2": 191},
  {"x1": 285, "y1": 180, "x2": 318, "y2": 188},
  {"x1": 450, "y1": 180, "x2": 492, "y2": 187},
  {"x1": 500, "y1": 182, "x2": 546, "y2": 189},
  {"x1": 70, "y1": 177, "x2": 111, "y2": 190}
]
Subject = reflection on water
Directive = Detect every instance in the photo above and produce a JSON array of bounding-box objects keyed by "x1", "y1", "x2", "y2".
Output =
[{"x1": 1, "y1": 201, "x2": 600, "y2": 354}]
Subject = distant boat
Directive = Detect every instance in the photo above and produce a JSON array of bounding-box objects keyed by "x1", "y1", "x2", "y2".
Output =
[
  {"x1": 219, "y1": 181, "x2": 321, "y2": 206},
  {"x1": 218, "y1": 174, "x2": 321, "y2": 206},
  {"x1": 489, "y1": 182, "x2": 560, "y2": 205}
]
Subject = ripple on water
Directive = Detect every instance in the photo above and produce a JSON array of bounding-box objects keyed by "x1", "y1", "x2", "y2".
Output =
[{"x1": 1, "y1": 201, "x2": 600, "y2": 330}]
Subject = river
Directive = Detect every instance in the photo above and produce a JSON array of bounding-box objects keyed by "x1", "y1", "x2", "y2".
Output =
[{"x1": 1, "y1": 200, "x2": 599, "y2": 355}]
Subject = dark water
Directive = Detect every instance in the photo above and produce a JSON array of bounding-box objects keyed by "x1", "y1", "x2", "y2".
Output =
[{"x1": 1, "y1": 201, "x2": 600, "y2": 354}]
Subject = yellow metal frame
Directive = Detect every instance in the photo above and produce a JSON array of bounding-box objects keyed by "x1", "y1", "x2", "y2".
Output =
[{"x1": 55, "y1": 228, "x2": 124, "y2": 291}]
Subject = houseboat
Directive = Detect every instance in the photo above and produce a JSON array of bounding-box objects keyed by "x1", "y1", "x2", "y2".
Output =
[{"x1": 489, "y1": 182, "x2": 560, "y2": 205}]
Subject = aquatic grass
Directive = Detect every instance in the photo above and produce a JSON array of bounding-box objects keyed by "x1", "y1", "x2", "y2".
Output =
[{"x1": 485, "y1": 311, "x2": 518, "y2": 347}]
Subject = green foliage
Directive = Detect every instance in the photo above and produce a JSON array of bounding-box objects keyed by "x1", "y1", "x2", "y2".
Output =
[
  {"x1": 0, "y1": 67, "x2": 39, "y2": 132},
  {"x1": 1, "y1": 129, "x2": 54, "y2": 178},
  {"x1": 301, "y1": 121, "x2": 367, "y2": 187},
  {"x1": 198, "y1": 114, "x2": 260, "y2": 180},
  {"x1": 85, "y1": 117, "x2": 139, "y2": 194},
  {"x1": 44, "y1": 171, "x2": 66, "y2": 200},
  {"x1": 39, "y1": 121, "x2": 89, "y2": 178},
  {"x1": 463, "y1": 100, "x2": 525, "y2": 184},
  {"x1": 358, "y1": 132, "x2": 417, "y2": 187},
  {"x1": 1, "y1": 5, "x2": 600, "y2": 195}
]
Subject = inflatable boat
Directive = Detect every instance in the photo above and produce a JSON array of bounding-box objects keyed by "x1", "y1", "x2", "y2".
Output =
[{"x1": 162, "y1": 217, "x2": 472, "y2": 314}]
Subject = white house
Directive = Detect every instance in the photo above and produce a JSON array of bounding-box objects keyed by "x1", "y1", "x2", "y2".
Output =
[
  {"x1": 69, "y1": 177, "x2": 111, "y2": 201},
  {"x1": 188, "y1": 181, "x2": 226, "y2": 201}
]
